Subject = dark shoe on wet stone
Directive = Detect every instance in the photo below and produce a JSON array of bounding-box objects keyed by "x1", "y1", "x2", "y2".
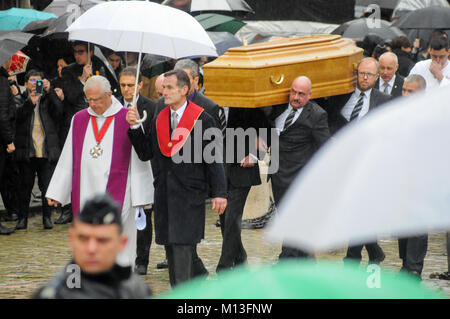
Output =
[
  {"x1": 156, "y1": 259, "x2": 168, "y2": 269},
  {"x1": 43, "y1": 217, "x2": 53, "y2": 229},
  {"x1": 135, "y1": 264, "x2": 147, "y2": 275},
  {"x1": 0, "y1": 223, "x2": 15, "y2": 235},
  {"x1": 2, "y1": 213, "x2": 18, "y2": 222},
  {"x1": 16, "y1": 218, "x2": 27, "y2": 230},
  {"x1": 54, "y1": 210, "x2": 72, "y2": 225}
]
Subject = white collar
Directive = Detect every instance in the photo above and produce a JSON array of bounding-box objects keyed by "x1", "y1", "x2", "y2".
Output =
[
  {"x1": 382, "y1": 75, "x2": 396, "y2": 87},
  {"x1": 355, "y1": 87, "x2": 372, "y2": 97}
]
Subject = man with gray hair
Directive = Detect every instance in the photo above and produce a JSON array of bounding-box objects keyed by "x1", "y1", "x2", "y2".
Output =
[
  {"x1": 46, "y1": 75, "x2": 154, "y2": 268},
  {"x1": 401, "y1": 74, "x2": 427, "y2": 96},
  {"x1": 376, "y1": 52, "x2": 404, "y2": 98}
]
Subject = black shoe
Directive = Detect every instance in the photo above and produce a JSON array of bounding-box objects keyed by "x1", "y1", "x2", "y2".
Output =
[
  {"x1": 54, "y1": 209, "x2": 72, "y2": 225},
  {"x1": 134, "y1": 264, "x2": 148, "y2": 275},
  {"x1": 3, "y1": 213, "x2": 18, "y2": 222},
  {"x1": 369, "y1": 252, "x2": 386, "y2": 265},
  {"x1": 0, "y1": 223, "x2": 15, "y2": 235},
  {"x1": 156, "y1": 259, "x2": 168, "y2": 269},
  {"x1": 43, "y1": 216, "x2": 53, "y2": 229},
  {"x1": 16, "y1": 218, "x2": 28, "y2": 230}
]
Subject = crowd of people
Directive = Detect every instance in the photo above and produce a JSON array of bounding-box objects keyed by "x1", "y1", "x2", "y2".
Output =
[{"x1": 1, "y1": 28, "x2": 450, "y2": 298}]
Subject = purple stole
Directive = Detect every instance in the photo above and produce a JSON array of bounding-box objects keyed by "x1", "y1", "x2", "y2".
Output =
[{"x1": 72, "y1": 108, "x2": 131, "y2": 218}]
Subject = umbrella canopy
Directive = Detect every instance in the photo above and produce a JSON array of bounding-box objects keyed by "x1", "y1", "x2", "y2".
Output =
[
  {"x1": 44, "y1": 0, "x2": 104, "y2": 17},
  {"x1": 356, "y1": 0, "x2": 400, "y2": 9},
  {"x1": 0, "y1": 8, "x2": 57, "y2": 31},
  {"x1": 0, "y1": 30, "x2": 34, "y2": 66},
  {"x1": 332, "y1": 18, "x2": 405, "y2": 40},
  {"x1": 66, "y1": 1, "x2": 217, "y2": 58},
  {"x1": 6, "y1": 50, "x2": 30, "y2": 75},
  {"x1": 22, "y1": 12, "x2": 74, "y2": 38},
  {"x1": 195, "y1": 13, "x2": 246, "y2": 34},
  {"x1": 207, "y1": 31, "x2": 242, "y2": 55},
  {"x1": 160, "y1": 260, "x2": 445, "y2": 299},
  {"x1": 392, "y1": 6, "x2": 450, "y2": 29},
  {"x1": 162, "y1": 0, "x2": 254, "y2": 13},
  {"x1": 266, "y1": 86, "x2": 450, "y2": 253},
  {"x1": 392, "y1": 0, "x2": 449, "y2": 19}
]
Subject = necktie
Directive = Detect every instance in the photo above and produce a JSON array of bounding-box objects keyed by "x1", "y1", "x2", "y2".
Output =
[
  {"x1": 350, "y1": 92, "x2": 365, "y2": 121},
  {"x1": 171, "y1": 112, "x2": 179, "y2": 136},
  {"x1": 382, "y1": 82, "x2": 390, "y2": 94},
  {"x1": 219, "y1": 107, "x2": 227, "y2": 136},
  {"x1": 283, "y1": 107, "x2": 297, "y2": 131}
]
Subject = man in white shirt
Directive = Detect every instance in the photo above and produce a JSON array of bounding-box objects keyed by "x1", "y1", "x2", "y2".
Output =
[{"x1": 409, "y1": 36, "x2": 450, "y2": 91}]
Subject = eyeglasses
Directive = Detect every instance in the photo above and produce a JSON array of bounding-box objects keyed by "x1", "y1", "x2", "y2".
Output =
[
  {"x1": 358, "y1": 71, "x2": 377, "y2": 78},
  {"x1": 74, "y1": 49, "x2": 87, "y2": 55}
]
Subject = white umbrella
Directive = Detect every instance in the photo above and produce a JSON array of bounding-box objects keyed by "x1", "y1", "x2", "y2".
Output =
[
  {"x1": 266, "y1": 86, "x2": 450, "y2": 253},
  {"x1": 66, "y1": 0, "x2": 217, "y2": 122},
  {"x1": 162, "y1": 0, "x2": 254, "y2": 13}
]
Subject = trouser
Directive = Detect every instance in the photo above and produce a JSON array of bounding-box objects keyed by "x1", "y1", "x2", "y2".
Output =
[
  {"x1": 398, "y1": 234, "x2": 428, "y2": 275},
  {"x1": 17, "y1": 158, "x2": 54, "y2": 220},
  {"x1": 272, "y1": 182, "x2": 311, "y2": 259},
  {"x1": 0, "y1": 153, "x2": 20, "y2": 215},
  {"x1": 345, "y1": 242, "x2": 385, "y2": 263},
  {"x1": 216, "y1": 186, "x2": 250, "y2": 272},
  {"x1": 135, "y1": 208, "x2": 153, "y2": 267},
  {"x1": 165, "y1": 244, "x2": 194, "y2": 287},
  {"x1": 192, "y1": 245, "x2": 208, "y2": 278}
]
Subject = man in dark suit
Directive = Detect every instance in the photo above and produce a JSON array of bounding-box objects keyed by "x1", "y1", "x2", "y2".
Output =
[
  {"x1": 265, "y1": 76, "x2": 331, "y2": 259},
  {"x1": 119, "y1": 67, "x2": 157, "y2": 275},
  {"x1": 127, "y1": 70, "x2": 227, "y2": 287},
  {"x1": 325, "y1": 57, "x2": 391, "y2": 264},
  {"x1": 375, "y1": 52, "x2": 404, "y2": 99}
]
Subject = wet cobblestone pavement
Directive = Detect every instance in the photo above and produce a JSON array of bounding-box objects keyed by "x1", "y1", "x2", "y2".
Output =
[{"x1": 0, "y1": 205, "x2": 449, "y2": 299}]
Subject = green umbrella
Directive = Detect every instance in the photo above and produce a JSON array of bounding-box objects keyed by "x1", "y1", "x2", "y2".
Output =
[
  {"x1": 195, "y1": 13, "x2": 245, "y2": 35},
  {"x1": 0, "y1": 8, "x2": 56, "y2": 31},
  {"x1": 159, "y1": 260, "x2": 447, "y2": 299}
]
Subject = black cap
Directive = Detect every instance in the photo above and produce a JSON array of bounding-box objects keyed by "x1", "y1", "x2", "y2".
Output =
[{"x1": 77, "y1": 193, "x2": 122, "y2": 231}]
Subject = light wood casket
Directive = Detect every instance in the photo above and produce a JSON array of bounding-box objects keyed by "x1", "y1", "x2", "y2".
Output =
[{"x1": 203, "y1": 34, "x2": 363, "y2": 108}]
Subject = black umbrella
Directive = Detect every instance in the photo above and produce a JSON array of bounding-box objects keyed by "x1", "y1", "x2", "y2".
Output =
[
  {"x1": 392, "y1": 6, "x2": 450, "y2": 29},
  {"x1": 43, "y1": 0, "x2": 103, "y2": 17},
  {"x1": 356, "y1": 0, "x2": 400, "y2": 10},
  {"x1": 162, "y1": 0, "x2": 254, "y2": 14},
  {"x1": 332, "y1": 18, "x2": 405, "y2": 40},
  {"x1": 22, "y1": 12, "x2": 74, "y2": 39},
  {"x1": 0, "y1": 30, "x2": 34, "y2": 66}
]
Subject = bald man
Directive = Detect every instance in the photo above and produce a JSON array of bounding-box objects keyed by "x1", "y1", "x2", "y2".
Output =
[
  {"x1": 264, "y1": 76, "x2": 331, "y2": 259},
  {"x1": 154, "y1": 74, "x2": 164, "y2": 99},
  {"x1": 375, "y1": 52, "x2": 404, "y2": 98}
]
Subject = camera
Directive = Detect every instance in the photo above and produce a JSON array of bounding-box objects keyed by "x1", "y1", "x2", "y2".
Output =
[{"x1": 35, "y1": 79, "x2": 44, "y2": 95}]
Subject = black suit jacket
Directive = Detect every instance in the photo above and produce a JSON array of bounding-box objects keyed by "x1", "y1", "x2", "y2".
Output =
[
  {"x1": 323, "y1": 88, "x2": 391, "y2": 135},
  {"x1": 128, "y1": 101, "x2": 227, "y2": 245},
  {"x1": 122, "y1": 95, "x2": 157, "y2": 128},
  {"x1": 264, "y1": 101, "x2": 330, "y2": 192},
  {"x1": 375, "y1": 74, "x2": 404, "y2": 98}
]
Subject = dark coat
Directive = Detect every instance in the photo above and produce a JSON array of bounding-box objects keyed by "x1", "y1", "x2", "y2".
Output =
[
  {"x1": 121, "y1": 94, "x2": 157, "y2": 126},
  {"x1": 14, "y1": 90, "x2": 63, "y2": 163},
  {"x1": 323, "y1": 88, "x2": 391, "y2": 135},
  {"x1": 375, "y1": 74, "x2": 405, "y2": 99},
  {"x1": 34, "y1": 262, "x2": 151, "y2": 299},
  {"x1": 128, "y1": 101, "x2": 227, "y2": 245},
  {"x1": 393, "y1": 49, "x2": 415, "y2": 77},
  {"x1": 265, "y1": 101, "x2": 330, "y2": 191},
  {"x1": 0, "y1": 67, "x2": 14, "y2": 147}
]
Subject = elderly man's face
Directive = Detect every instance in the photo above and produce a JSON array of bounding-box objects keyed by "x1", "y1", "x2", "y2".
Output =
[
  {"x1": 69, "y1": 221, "x2": 127, "y2": 274},
  {"x1": 85, "y1": 84, "x2": 112, "y2": 115},
  {"x1": 289, "y1": 79, "x2": 311, "y2": 109},
  {"x1": 357, "y1": 60, "x2": 379, "y2": 91},
  {"x1": 402, "y1": 81, "x2": 422, "y2": 96},
  {"x1": 181, "y1": 68, "x2": 198, "y2": 95},
  {"x1": 379, "y1": 55, "x2": 398, "y2": 83}
]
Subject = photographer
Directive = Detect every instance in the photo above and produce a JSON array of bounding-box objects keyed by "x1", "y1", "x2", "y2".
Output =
[{"x1": 14, "y1": 70, "x2": 63, "y2": 230}]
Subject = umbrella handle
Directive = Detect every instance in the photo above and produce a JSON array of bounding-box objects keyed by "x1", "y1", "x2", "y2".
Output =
[{"x1": 135, "y1": 110, "x2": 147, "y2": 124}]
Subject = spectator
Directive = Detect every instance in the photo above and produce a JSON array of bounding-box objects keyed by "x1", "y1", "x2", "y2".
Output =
[{"x1": 391, "y1": 36, "x2": 416, "y2": 77}]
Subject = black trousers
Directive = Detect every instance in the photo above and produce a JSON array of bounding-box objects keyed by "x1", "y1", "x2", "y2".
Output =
[
  {"x1": 398, "y1": 234, "x2": 428, "y2": 275},
  {"x1": 17, "y1": 158, "x2": 54, "y2": 220},
  {"x1": 0, "y1": 153, "x2": 20, "y2": 215},
  {"x1": 272, "y1": 182, "x2": 311, "y2": 259},
  {"x1": 216, "y1": 185, "x2": 250, "y2": 272},
  {"x1": 165, "y1": 244, "x2": 194, "y2": 287},
  {"x1": 135, "y1": 208, "x2": 153, "y2": 267},
  {"x1": 345, "y1": 242, "x2": 385, "y2": 263}
]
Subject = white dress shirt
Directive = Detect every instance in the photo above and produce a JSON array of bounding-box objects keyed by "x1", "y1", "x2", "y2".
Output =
[
  {"x1": 379, "y1": 75, "x2": 396, "y2": 95},
  {"x1": 274, "y1": 104, "x2": 304, "y2": 136},
  {"x1": 340, "y1": 88, "x2": 372, "y2": 122}
]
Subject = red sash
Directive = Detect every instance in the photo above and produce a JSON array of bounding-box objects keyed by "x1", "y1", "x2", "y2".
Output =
[{"x1": 156, "y1": 101, "x2": 204, "y2": 157}]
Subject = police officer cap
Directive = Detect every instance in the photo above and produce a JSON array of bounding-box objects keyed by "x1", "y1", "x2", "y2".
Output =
[{"x1": 77, "y1": 193, "x2": 122, "y2": 230}]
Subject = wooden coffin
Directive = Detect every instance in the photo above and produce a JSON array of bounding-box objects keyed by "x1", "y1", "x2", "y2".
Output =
[{"x1": 203, "y1": 34, "x2": 363, "y2": 108}]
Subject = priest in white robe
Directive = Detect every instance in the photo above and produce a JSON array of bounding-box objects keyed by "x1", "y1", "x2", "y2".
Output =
[{"x1": 46, "y1": 75, "x2": 154, "y2": 267}]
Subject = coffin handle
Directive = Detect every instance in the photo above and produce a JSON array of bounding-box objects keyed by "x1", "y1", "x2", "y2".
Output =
[{"x1": 270, "y1": 74, "x2": 284, "y2": 85}]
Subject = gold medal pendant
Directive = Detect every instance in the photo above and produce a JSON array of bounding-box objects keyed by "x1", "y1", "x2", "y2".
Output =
[{"x1": 90, "y1": 144, "x2": 103, "y2": 158}]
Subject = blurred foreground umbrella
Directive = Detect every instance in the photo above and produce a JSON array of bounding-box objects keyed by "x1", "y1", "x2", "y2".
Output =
[
  {"x1": 195, "y1": 13, "x2": 246, "y2": 34},
  {"x1": 7, "y1": 50, "x2": 30, "y2": 75},
  {"x1": 393, "y1": 6, "x2": 450, "y2": 29},
  {"x1": 160, "y1": 260, "x2": 445, "y2": 299},
  {"x1": 207, "y1": 31, "x2": 242, "y2": 55},
  {"x1": 392, "y1": 0, "x2": 449, "y2": 19},
  {"x1": 0, "y1": 8, "x2": 57, "y2": 30},
  {"x1": 332, "y1": 18, "x2": 405, "y2": 40},
  {"x1": 44, "y1": 0, "x2": 104, "y2": 17},
  {"x1": 0, "y1": 31, "x2": 34, "y2": 66},
  {"x1": 162, "y1": 0, "x2": 254, "y2": 13},
  {"x1": 266, "y1": 87, "x2": 450, "y2": 253}
]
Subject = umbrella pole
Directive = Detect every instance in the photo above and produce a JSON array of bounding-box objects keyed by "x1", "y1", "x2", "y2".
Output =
[{"x1": 132, "y1": 33, "x2": 147, "y2": 124}]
